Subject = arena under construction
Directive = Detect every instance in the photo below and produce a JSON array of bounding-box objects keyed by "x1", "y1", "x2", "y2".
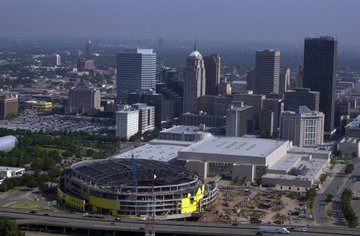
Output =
[{"x1": 58, "y1": 158, "x2": 218, "y2": 219}]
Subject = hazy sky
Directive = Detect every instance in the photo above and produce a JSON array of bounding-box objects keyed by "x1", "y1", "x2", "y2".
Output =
[{"x1": 1, "y1": 0, "x2": 359, "y2": 45}]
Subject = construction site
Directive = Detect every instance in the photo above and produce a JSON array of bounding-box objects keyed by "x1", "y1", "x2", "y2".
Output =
[
  {"x1": 58, "y1": 158, "x2": 218, "y2": 219},
  {"x1": 198, "y1": 180, "x2": 310, "y2": 226}
]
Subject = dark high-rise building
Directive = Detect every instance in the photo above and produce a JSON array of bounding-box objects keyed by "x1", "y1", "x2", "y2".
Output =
[
  {"x1": 204, "y1": 54, "x2": 220, "y2": 96},
  {"x1": 284, "y1": 88, "x2": 319, "y2": 112},
  {"x1": 85, "y1": 40, "x2": 92, "y2": 57},
  {"x1": 246, "y1": 68, "x2": 256, "y2": 91},
  {"x1": 303, "y1": 36, "x2": 337, "y2": 133},
  {"x1": 116, "y1": 48, "x2": 156, "y2": 104},
  {"x1": 255, "y1": 50, "x2": 280, "y2": 95}
]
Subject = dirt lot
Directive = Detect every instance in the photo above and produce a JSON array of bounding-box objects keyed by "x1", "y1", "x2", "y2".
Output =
[{"x1": 199, "y1": 180, "x2": 310, "y2": 226}]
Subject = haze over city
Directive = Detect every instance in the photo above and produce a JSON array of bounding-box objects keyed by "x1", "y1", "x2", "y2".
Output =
[{"x1": 1, "y1": 0, "x2": 360, "y2": 46}]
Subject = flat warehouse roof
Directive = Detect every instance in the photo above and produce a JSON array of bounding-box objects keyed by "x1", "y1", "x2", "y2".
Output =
[{"x1": 180, "y1": 136, "x2": 288, "y2": 158}]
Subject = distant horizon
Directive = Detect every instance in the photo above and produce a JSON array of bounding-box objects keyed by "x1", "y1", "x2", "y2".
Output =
[{"x1": 1, "y1": 0, "x2": 359, "y2": 46}]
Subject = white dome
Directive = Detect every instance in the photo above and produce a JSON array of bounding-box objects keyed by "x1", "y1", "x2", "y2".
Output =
[{"x1": 188, "y1": 50, "x2": 202, "y2": 59}]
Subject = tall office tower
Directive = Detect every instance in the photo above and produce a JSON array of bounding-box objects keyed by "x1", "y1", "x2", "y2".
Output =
[
  {"x1": 246, "y1": 68, "x2": 256, "y2": 91},
  {"x1": 303, "y1": 36, "x2": 337, "y2": 133},
  {"x1": 67, "y1": 88, "x2": 101, "y2": 114},
  {"x1": 284, "y1": 88, "x2": 319, "y2": 112},
  {"x1": 204, "y1": 53, "x2": 220, "y2": 96},
  {"x1": 116, "y1": 48, "x2": 156, "y2": 104},
  {"x1": 132, "y1": 103, "x2": 155, "y2": 133},
  {"x1": 183, "y1": 49, "x2": 206, "y2": 113},
  {"x1": 296, "y1": 65, "x2": 303, "y2": 88},
  {"x1": 226, "y1": 103, "x2": 253, "y2": 137},
  {"x1": 255, "y1": 50, "x2": 280, "y2": 95},
  {"x1": 116, "y1": 106, "x2": 139, "y2": 139},
  {"x1": 280, "y1": 106, "x2": 324, "y2": 147},
  {"x1": 54, "y1": 54, "x2": 61, "y2": 66},
  {"x1": 0, "y1": 93, "x2": 18, "y2": 120},
  {"x1": 85, "y1": 40, "x2": 92, "y2": 57},
  {"x1": 279, "y1": 68, "x2": 290, "y2": 93}
]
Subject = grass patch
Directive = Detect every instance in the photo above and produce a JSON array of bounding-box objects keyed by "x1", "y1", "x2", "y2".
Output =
[{"x1": 7, "y1": 200, "x2": 50, "y2": 211}]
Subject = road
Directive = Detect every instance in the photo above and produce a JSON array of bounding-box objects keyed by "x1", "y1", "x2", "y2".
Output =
[
  {"x1": 314, "y1": 158, "x2": 360, "y2": 226},
  {"x1": 1, "y1": 207, "x2": 360, "y2": 236},
  {"x1": 314, "y1": 165, "x2": 346, "y2": 225}
]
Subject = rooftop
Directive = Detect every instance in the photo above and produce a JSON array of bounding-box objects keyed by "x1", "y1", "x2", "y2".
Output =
[
  {"x1": 112, "y1": 143, "x2": 184, "y2": 162},
  {"x1": 70, "y1": 159, "x2": 194, "y2": 187},
  {"x1": 188, "y1": 50, "x2": 202, "y2": 59},
  {"x1": 180, "y1": 136, "x2": 288, "y2": 158}
]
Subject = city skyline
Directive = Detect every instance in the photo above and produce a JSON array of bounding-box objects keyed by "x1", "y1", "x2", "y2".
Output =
[{"x1": 0, "y1": 0, "x2": 360, "y2": 46}]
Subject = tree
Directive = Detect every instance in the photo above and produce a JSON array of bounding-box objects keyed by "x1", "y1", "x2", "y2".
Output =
[
  {"x1": 325, "y1": 194, "x2": 333, "y2": 203},
  {"x1": 345, "y1": 164, "x2": 354, "y2": 176},
  {"x1": 319, "y1": 174, "x2": 327, "y2": 183},
  {"x1": 0, "y1": 217, "x2": 25, "y2": 236}
]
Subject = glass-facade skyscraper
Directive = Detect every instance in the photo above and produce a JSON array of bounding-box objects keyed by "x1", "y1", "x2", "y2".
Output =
[
  {"x1": 116, "y1": 48, "x2": 156, "y2": 104},
  {"x1": 303, "y1": 37, "x2": 337, "y2": 133}
]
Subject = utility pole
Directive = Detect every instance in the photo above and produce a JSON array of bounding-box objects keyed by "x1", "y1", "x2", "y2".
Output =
[{"x1": 145, "y1": 173, "x2": 156, "y2": 236}]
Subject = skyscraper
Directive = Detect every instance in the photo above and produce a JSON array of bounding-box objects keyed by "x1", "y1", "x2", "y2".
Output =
[
  {"x1": 204, "y1": 53, "x2": 220, "y2": 96},
  {"x1": 182, "y1": 49, "x2": 206, "y2": 113},
  {"x1": 255, "y1": 50, "x2": 280, "y2": 95},
  {"x1": 116, "y1": 48, "x2": 156, "y2": 104},
  {"x1": 85, "y1": 40, "x2": 92, "y2": 57},
  {"x1": 303, "y1": 36, "x2": 337, "y2": 133}
]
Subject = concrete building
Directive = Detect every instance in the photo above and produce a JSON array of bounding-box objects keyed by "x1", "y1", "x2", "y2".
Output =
[
  {"x1": 284, "y1": 88, "x2": 319, "y2": 112},
  {"x1": 233, "y1": 93, "x2": 265, "y2": 129},
  {"x1": 337, "y1": 137, "x2": 360, "y2": 158},
  {"x1": 0, "y1": 93, "x2": 18, "y2": 120},
  {"x1": 183, "y1": 49, "x2": 206, "y2": 113},
  {"x1": 198, "y1": 95, "x2": 232, "y2": 116},
  {"x1": 0, "y1": 166, "x2": 25, "y2": 184},
  {"x1": 158, "y1": 125, "x2": 213, "y2": 142},
  {"x1": 115, "y1": 106, "x2": 139, "y2": 139},
  {"x1": 217, "y1": 82, "x2": 231, "y2": 96},
  {"x1": 259, "y1": 109, "x2": 275, "y2": 136},
  {"x1": 116, "y1": 48, "x2": 156, "y2": 103},
  {"x1": 280, "y1": 106, "x2": 324, "y2": 147},
  {"x1": 279, "y1": 68, "x2": 290, "y2": 93},
  {"x1": 132, "y1": 103, "x2": 155, "y2": 133},
  {"x1": 263, "y1": 98, "x2": 284, "y2": 129},
  {"x1": 177, "y1": 136, "x2": 330, "y2": 189},
  {"x1": 204, "y1": 54, "x2": 220, "y2": 96},
  {"x1": 67, "y1": 88, "x2": 101, "y2": 114},
  {"x1": 345, "y1": 115, "x2": 360, "y2": 138},
  {"x1": 54, "y1": 54, "x2": 61, "y2": 66},
  {"x1": 226, "y1": 103, "x2": 253, "y2": 137},
  {"x1": 181, "y1": 112, "x2": 226, "y2": 127},
  {"x1": 255, "y1": 50, "x2": 280, "y2": 95},
  {"x1": 296, "y1": 65, "x2": 303, "y2": 89},
  {"x1": 303, "y1": 36, "x2": 337, "y2": 133}
]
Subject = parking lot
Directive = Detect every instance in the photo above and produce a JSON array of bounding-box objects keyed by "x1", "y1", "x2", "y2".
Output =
[{"x1": 0, "y1": 115, "x2": 114, "y2": 134}]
